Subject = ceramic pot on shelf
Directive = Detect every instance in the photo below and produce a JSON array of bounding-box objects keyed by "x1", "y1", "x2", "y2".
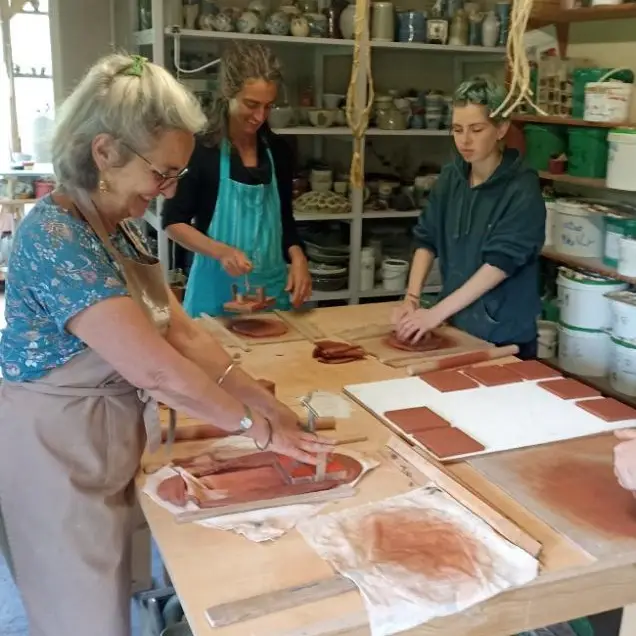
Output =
[
  {"x1": 265, "y1": 10, "x2": 291, "y2": 35},
  {"x1": 339, "y1": 1, "x2": 356, "y2": 39},
  {"x1": 291, "y1": 15, "x2": 310, "y2": 36},
  {"x1": 481, "y1": 11, "x2": 499, "y2": 47},
  {"x1": 198, "y1": 0, "x2": 218, "y2": 30},
  {"x1": 183, "y1": 2, "x2": 199, "y2": 29},
  {"x1": 237, "y1": 10, "x2": 263, "y2": 33},
  {"x1": 371, "y1": 2, "x2": 395, "y2": 42}
]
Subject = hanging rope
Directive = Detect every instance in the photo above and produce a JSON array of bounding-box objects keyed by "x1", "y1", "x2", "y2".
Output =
[
  {"x1": 345, "y1": 0, "x2": 374, "y2": 189},
  {"x1": 491, "y1": 0, "x2": 547, "y2": 119}
]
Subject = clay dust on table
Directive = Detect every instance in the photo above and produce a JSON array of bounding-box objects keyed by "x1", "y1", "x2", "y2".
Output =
[
  {"x1": 528, "y1": 456, "x2": 636, "y2": 538},
  {"x1": 353, "y1": 508, "x2": 494, "y2": 605}
]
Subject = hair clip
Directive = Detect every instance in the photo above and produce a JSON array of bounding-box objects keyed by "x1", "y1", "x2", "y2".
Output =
[{"x1": 123, "y1": 55, "x2": 147, "y2": 77}]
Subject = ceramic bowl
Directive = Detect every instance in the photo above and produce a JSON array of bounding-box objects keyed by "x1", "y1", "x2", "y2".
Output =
[
  {"x1": 265, "y1": 10, "x2": 290, "y2": 35},
  {"x1": 323, "y1": 93, "x2": 345, "y2": 109},
  {"x1": 308, "y1": 108, "x2": 337, "y2": 128},
  {"x1": 237, "y1": 10, "x2": 263, "y2": 33},
  {"x1": 268, "y1": 105, "x2": 294, "y2": 129}
]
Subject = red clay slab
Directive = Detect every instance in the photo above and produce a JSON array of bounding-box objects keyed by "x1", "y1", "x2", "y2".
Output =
[
  {"x1": 461, "y1": 364, "x2": 524, "y2": 387},
  {"x1": 506, "y1": 360, "x2": 562, "y2": 381},
  {"x1": 383, "y1": 406, "x2": 451, "y2": 434},
  {"x1": 538, "y1": 378, "x2": 601, "y2": 400},
  {"x1": 413, "y1": 427, "x2": 485, "y2": 459},
  {"x1": 419, "y1": 370, "x2": 480, "y2": 392},
  {"x1": 576, "y1": 398, "x2": 636, "y2": 422}
]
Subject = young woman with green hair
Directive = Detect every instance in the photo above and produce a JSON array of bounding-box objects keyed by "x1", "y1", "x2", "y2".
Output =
[{"x1": 393, "y1": 76, "x2": 546, "y2": 359}]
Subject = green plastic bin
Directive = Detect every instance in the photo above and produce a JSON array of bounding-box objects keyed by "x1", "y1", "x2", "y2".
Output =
[
  {"x1": 567, "y1": 128, "x2": 608, "y2": 178},
  {"x1": 524, "y1": 124, "x2": 567, "y2": 171}
]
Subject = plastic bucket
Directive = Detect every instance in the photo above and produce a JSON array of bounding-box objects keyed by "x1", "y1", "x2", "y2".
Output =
[
  {"x1": 572, "y1": 68, "x2": 635, "y2": 119},
  {"x1": 618, "y1": 236, "x2": 636, "y2": 278},
  {"x1": 610, "y1": 335, "x2": 636, "y2": 396},
  {"x1": 607, "y1": 128, "x2": 636, "y2": 191},
  {"x1": 544, "y1": 196, "x2": 557, "y2": 246},
  {"x1": 606, "y1": 290, "x2": 636, "y2": 342},
  {"x1": 584, "y1": 80, "x2": 633, "y2": 123},
  {"x1": 558, "y1": 323, "x2": 611, "y2": 377},
  {"x1": 382, "y1": 258, "x2": 409, "y2": 291},
  {"x1": 567, "y1": 127, "x2": 608, "y2": 178},
  {"x1": 523, "y1": 124, "x2": 566, "y2": 171},
  {"x1": 557, "y1": 268, "x2": 627, "y2": 330},
  {"x1": 554, "y1": 200, "x2": 604, "y2": 258},
  {"x1": 604, "y1": 212, "x2": 636, "y2": 267},
  {"x1": 537, "y1": 320, "x2": 558, "y2": 359}
]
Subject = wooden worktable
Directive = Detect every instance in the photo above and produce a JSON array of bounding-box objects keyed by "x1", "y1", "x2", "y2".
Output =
[{"x1": 139, "y1": 302, "x2": 636, "y2": 636}]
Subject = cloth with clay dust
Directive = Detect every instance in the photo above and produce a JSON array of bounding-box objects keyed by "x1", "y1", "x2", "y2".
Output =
[
  {"x1": 297, "y1": 486, "x2": 539, "y2": 636},
  {"x1": 142, "y1": 437, "x2": 379, "y2": 542}
]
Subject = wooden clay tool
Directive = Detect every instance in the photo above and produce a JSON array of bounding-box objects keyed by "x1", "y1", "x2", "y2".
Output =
[
  {"x1": 223, "y1": 283, "x2": 276, "y2": 314},
  {"x1": 406, "y1": 344, "x2": 520, "y2": 375}
]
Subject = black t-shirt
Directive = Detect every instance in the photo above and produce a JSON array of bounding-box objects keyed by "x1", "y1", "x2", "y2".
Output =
[{"x1": 162, "y1": 132, "x2": 303, "y2": 263}]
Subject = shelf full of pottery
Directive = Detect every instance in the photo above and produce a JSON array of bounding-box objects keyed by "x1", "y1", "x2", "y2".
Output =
[{"x1": 143, "y1": 0, "x2": 509, "y2": 52}]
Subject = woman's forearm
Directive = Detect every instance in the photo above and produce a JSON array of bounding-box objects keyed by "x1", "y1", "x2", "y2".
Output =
[
  {"x1": 288, "y1": 244, "x2": 306, "y2": 263},
  {"x1": 406, "y1": 248, "x2": 436, "y2": 298},
  {"x1": 433, "y1": 264, "x2": 507, "y2": 322},
  {"x1": 166, "y1": 223, "x2": 228, "y2": 261}
]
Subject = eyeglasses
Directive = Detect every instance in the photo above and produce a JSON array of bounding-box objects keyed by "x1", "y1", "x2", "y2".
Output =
[{"x1": 121, "y1": 142, "x2": 188, "y2": 190}]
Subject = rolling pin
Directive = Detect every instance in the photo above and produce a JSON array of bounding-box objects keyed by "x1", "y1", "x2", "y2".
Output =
[
  {"x1": 406, "y1": 344, "x2": 520, "y2": 375},
  {"x1": 160, "y1": 416, "x2": 337, "y2": 443}
]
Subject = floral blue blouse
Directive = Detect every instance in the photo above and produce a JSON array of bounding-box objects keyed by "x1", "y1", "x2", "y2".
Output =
[{"x1": 0, "y1": 196, "x2": 148, "y2": 382}]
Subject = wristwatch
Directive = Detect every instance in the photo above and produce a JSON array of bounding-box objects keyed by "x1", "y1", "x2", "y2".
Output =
[{"x1": 238, "y1": 404, "x2": 255, "y2": 434}]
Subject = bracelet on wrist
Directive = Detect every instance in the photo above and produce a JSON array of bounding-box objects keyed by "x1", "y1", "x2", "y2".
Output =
[
  {"x1": 217, "y1": 361, "x2": 237, "y2": 387},
  {"x1": 254, "y1": 416, "x2": 273, "y2": 451}
]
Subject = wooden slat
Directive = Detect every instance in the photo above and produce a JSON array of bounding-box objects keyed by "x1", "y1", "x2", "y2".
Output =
[
  {"x1": 513, "y1": 114, "x2": 633, "y2": 129},
  {"x1": 541, "y1": 247, "x2": 636, "y2": 284},
  {"x1": 538, "y1": 171, "x2": 606, "y2": 189},
  {"x1": 531, "y1": 3, "x2": 636, "y2": 23}
]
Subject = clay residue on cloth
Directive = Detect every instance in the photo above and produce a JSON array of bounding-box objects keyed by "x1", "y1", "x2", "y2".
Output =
[
  {"x1": 313, "y1": 339, "x2": 366, "y2": 364},
  {"x1": 296, "y1": 486, "x2": 539, "y2": 636},
  {"x1": 384, "y1": 330, "x2": 455, "y2": 353}
]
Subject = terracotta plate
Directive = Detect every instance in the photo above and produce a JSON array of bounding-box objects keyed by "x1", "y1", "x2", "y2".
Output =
[
  {"x1": 413, "y1": 427, "x2": 485, "y2": 459},
  {"x1": 419, "y1": 370, "x2": 480, "y2": 392},
  {"x1": 462, "y1": 364, "x2": 524, "y2": 387},
  {"x1": 383, "y1": 330, "x2": 455, "y2": 353},
  {"x1": 229, "y1": 318, "x2": 289, "y2": 338},
  {"x1": 577, "y1": 397, "x2": 636, "y2": 422},
  {"x1": 507, "y1": 360, "x2": 562, "y2": 381},
  {"x1": 538, "y1": 378, "x2": 601, "y2": 400},
  {"x1": 383, "y1": 406, "x2": 451, "y2": 434}
]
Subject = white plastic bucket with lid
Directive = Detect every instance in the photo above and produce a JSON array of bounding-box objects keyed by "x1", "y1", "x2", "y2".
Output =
[
  {"x1": 618, "y1": 236, "x2": 636, "y2": 277},
  {"x1": 558, "y1": 323, "x2": 611, "y2": 377},
  {"x1": 382, "y1": 258, "x2": 409, "y2": 291},
  {"x1": 554, "y1": 200, "x2": 604, "y2": 258},
  {"x1": 537, "y1": 320, "x2": 558, "y2": 359},
  {"x1": 608, "y1": 128, "x2": 636, "y2": 191},
  {"x1": 544, "y1": 197, "x2": 557, "y2": 247},
  {"x1": 610, "y1": 336, "x2": 636, "y2": 396},
  {"x1": 584, "y1": 68, "x2": 633, "y2": 123},
  {"x1": 607, "y1": 290, "x2": 636, "y2": 342},
  {"x1": 557, "y1": 268, "x2": 628, "y2": 330}
]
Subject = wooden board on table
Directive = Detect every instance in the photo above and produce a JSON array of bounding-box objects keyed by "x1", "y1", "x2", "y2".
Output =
[
  {"x1": 343, "y1": 371, "x2": 636, "y2": 461},
  {"x1": 204, "y1": 314, "x2": 307, "y2": 347},
  {"x1": 336, "y1": 323, "x2": 491, "y2": 367},
  {"x1": 469, "y1": 433, "x2": 636, "y2": 559}
]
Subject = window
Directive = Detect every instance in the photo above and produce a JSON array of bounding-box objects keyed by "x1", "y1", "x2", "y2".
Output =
[{"x1": 0, "y1": 0, "x2": 54, "y2": 164}]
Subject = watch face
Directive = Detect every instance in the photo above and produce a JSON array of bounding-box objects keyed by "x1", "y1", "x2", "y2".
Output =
[{"x1": 239, "y1": 415, "x2": 253, "y2": 431}]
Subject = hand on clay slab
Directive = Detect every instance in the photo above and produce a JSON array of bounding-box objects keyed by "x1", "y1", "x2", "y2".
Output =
[
  {"x1": 391, "y1": 299, "x2": 418, "y2": 327},
  {"x1": 267, "y1": 417, "x2": 336, "y2": 465},
  {"x1": 613, "y1": 430, "x2": 636, "y2": 493},
  {"x1": 396, "y1": 307, "x2": 443, "y2": 343}
]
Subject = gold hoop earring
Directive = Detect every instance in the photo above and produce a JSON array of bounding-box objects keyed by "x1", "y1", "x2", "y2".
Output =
[{"x1": 98, "y1": 179, "x2": 109, "y2": 193}]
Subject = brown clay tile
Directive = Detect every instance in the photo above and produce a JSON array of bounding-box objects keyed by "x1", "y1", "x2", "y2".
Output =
[
  {"x1": 576, "y1": 397, "x2": 636, "y2": 422},
  {"x1": 413, "y1": 427, "x2": 485, "y2": 459},
  {"x1": 383, "y1": 406, "x2": 451, "y2": 434},
  {"x1": 461, "y1": 364, "x2": 524, "y2": 387},
  {"x1": 419, "y1": 370, "x2": 480, "y2": 392},
  {"x1": 506, "y1": 360, "x2": 562, "y2": 381},
  {"x1": 538, "y1": 378, "x2": 601, "y2": 400}
]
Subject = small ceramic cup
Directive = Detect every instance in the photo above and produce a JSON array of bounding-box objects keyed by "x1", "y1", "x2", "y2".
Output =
[{"x1": 333, "y1": 180, "x2": 348, "y2": 196}]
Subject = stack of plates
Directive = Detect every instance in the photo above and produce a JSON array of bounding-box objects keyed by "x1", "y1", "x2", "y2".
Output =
[{"x1": 308, "y1": 261, "x2": 349, "y2": 292}]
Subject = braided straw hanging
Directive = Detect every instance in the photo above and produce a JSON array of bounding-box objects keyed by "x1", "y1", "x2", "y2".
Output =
[
  {"x1": 345, "y1": 0, "x2": 374, "y2": 189},
  {"x1": 491, "y1": 0, "x2": 547, "y2": 119}
]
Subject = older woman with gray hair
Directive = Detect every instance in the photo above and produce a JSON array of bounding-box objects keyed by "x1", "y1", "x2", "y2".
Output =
[
  {"x1": 0, "y1": 53, "x2": 331, "y2": 635},
  {"x1": 163, "y1": 41, "x2": 312, "y2": 317}
]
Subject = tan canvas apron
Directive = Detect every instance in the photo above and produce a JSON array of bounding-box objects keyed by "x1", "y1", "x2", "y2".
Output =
[{"x1": 0, "y1": 193, "x2": 170, "y2": 636}]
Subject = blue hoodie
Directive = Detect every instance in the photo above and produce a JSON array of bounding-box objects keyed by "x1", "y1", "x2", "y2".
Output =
[{"x1": 414, "y1": 148, "x2": 546, "y2": 346}]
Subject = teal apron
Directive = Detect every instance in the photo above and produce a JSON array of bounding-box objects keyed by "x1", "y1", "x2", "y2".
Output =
[{"x1": 183, "y1": 140, "x2": 290, "y2": 317}]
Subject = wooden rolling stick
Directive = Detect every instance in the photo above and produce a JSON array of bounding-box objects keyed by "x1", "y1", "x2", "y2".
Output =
[{"x1": 406, "y1": 344, "x2": 520, "y2": 375}]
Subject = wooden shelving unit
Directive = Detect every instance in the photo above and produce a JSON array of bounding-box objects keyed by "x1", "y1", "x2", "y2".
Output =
[
  {"x1": 512, "y1": 114, "x2": 633, "y2": 129},
  {"x1": 541, "y1": 247, "x2": 636, "y2": 285},
  {"x1": 538, "y1": 171, "x2": 606, "y2": 188},
  {"x1": 530, "y1": 3, "x2": 636, "y2": 25}
]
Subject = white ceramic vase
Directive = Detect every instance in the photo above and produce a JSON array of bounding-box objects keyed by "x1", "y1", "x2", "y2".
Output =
[
  {"x1": 372, "y1": 2, "x2": 395, "y2": 42},
  {"x1": 339, "y1": 2, "x2": 356, "y2": 39},
  {"x1": 481, "y1": 11, "x2": 500, "y2": 47}
]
